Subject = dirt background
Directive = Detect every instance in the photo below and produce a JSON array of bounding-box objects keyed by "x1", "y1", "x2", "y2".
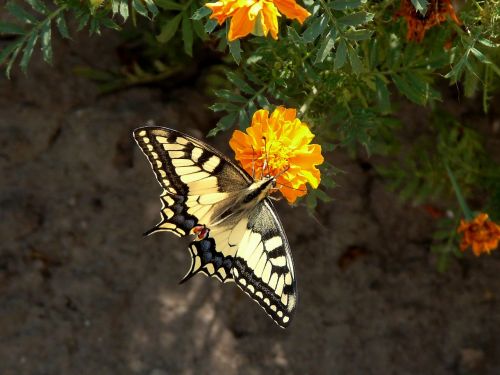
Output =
[{"x1": 1, "y1": 31, "x2": 500, "y2": 375}]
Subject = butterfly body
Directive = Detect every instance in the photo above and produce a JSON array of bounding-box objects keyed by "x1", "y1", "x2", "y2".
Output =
[{"x1": 133, "y1": 126, "x2": 297, "y2": 328}]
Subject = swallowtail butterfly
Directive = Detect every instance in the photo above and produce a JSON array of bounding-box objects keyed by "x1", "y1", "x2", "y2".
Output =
[{"x1": 133, "y1": 127, "x2": 297, "y2": 328}]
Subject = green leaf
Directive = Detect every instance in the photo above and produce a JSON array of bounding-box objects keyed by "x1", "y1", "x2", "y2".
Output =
[
  {"x1": 392, "y1": 74, "x2": 423, "y2": 104},
  {"x1": 209, "y1": 102, "x2": 240, "y2": 112},
  {"x1": 0, "y1": 40, "x2": 22, "y2": 67},
  {"x1": 192, "y1": 6, "x2": 211, "y2": 20},
  {"x1": 157, "y1": 13, "x2": 182, "y2": 43},
  {"x1": 347, "y1": 44, "x2": 363, "y2": 74},
  {"x1": 156, "y1": 0, "x2": 184, "y2": 10},
  {"x1": 228, "y1": 39, "x2": 242, "y2": 64},
  {"x1": 345, "y1": 29, "x2": 372, "y2": 41},
  {"x1": 227, "y1": 72, "x2": 255, "y2": 95},
  {"x1": 238, "y1": 108, "x2": 249, "y2": 128},
  {"x1": 478, "y1": 38, "x2": 498, "y2": 48},
  {"x1": 118, "y1": 0, "x2": 129, "y2": 21},
  {"x1": 192, "y1": 19, "x2": 207, "y2": 40},
  {"x1": 306, "y1": 192, "x2": 317, "y2": 211},
  {"x1": 0, "y1": 22, "x2": 25, "y2": 34},
  {"x1": 410, "y1": 0, "x2": 429, "y2": 15},
  {"x1": 330, "y1": 0, "x2": 366, "y2": 10},
  {"x1": 144, "y1": 0, "x2": 159, "y2": 17},
  {"x1": 207, "y1": 112, "x2": 238, "y2": 137},
  {"x1": 314, "y1": 189, "x2": 333, "y2": 202},
  {"x1": 302, "y1": 15, "x2": 328, "y2": 43},
  {"x1": 182, "y1": 13, "x2": 193, "y2": 56},
  {"x1": 205, "y1": 19, "x2": 218, "y2": 33},
  {"x1": 287, "y1": 26, "x2": 303, "y2": 46},
  {"x1": 40, "y1": 20, "x2": 52, "y2": 64},
  {"x1": 89, "y1": 17, "x2": 100, "y2": 35},
  {"x1": 6, "y1": 2, "x2": 38, "y2": 24},
  {"x1": 315, "y1": 30, "x2": 336, "y2": 64},
  {"x1": 321, "y1": 174, "x2": 336, "y2": 188},
  {"x1": 112, "y1": 0, "x2": 120, "y2": 14},
  {"x1": 375, "y1": 76, "x2": 390, "y2": 113},
  {"x1": 132, "y1": 0, "x2": 148, "y2": 18},
  {"x1": 214, "y1": 89, "x2": 247, "y2": 103},
  {"x1": 6, "y1": 43, "x2": 22, "y2": 78},
  {"x1": 470, "y1": 47, "x2": 500, "y2": 76},
  {"x1": 20, "y1": 31, "x2": 38, "y2": 73},
  {"x1": 25, "y1": 0, "x2": 48, "y2": 14},
  {"x1": 334, "y1": 39, "x2": 347, "y2": 70},
  {"x1": 77, "y1": 13, "x2": 90, "y2": 31},
  {"x1": 100, "y1": 17, "x2": 121, "y2": 31},
  {"x1": 55, "y1": 14, "x2": 70, "y2": 39},
  {"x1": 256, "y1": 94, "x2": 270, "y2": 108},
  {"x1": 444, "y1": 55, "x2": 466, "y2": 81},
  {"x1": 338, "y1": 12, "x2": 373, "y2": 26}
]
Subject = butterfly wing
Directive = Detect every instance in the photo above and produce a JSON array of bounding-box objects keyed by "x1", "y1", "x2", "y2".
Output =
[
  {"x1": 134, "y1": 126, "x2": 297, "y2": 328},
  {"x1": 232, "y1": 200, "x2": 297, "y2": 328},
  {"x1": 133, "y1": 126, "x2": 252, "y2": 282}
]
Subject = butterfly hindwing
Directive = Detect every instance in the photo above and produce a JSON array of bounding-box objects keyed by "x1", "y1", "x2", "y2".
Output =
[
  {"x1": 182, "y1": 237, "x2": 234, "y2": 283},
  {"x1": 232, "y1": 200, "x2": 297, "y2": 328}
]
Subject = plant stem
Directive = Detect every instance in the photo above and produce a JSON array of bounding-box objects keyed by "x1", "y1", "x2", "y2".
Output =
[{"x1": 444, "y1": 161, "x2": 473, "y2": 220}]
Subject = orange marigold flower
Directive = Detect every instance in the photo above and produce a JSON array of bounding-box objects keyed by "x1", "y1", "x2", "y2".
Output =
[
  {"x1": 205, "y1": 0, "x2": 310, "y2": 41},
  {"x1": 395, "y1": 0, "x2": 461, "y2": 42},
  {"x1": 457, "y1": 213, "x2": 500, "y2": 256},
  {"x1": 229, "y1": 106, "x2": 324, "y2": 203}
]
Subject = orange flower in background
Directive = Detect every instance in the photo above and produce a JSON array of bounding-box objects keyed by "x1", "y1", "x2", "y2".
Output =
[
  {"x1": 230, "y1": 107, "x2": 324, "y2": 203},
  {"x1": 457, "y1": 213, "x2": 500, "y2": 256},
  {"x1": 396, "y1": 0, "x2": 461, "y2": 42},
  {"x1": 205, "y1": 0, "x2": 310, "y2": 41}
]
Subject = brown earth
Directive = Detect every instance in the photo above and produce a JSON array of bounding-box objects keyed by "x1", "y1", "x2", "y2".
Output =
[{"x1": 1, "y1": 31, "x2": 500, "y2": 375}]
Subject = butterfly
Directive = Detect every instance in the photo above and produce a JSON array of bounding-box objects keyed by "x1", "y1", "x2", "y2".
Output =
[{"x1": 133, "y1": 126, "x2": 297, "y2": 328}]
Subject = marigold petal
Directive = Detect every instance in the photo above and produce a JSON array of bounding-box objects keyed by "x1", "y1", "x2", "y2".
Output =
[
  {"x1": 287, "y1": 123, "x2": 314, "y2": 148},
  {"x1": 273, "y1": 0, "x2": 310, "y2": 23},
  {"x1": 271, "y1": 106, "x2": 296, "y2": 122},
  {"x1": 228, "y1": 6, "x2": 256, "y2": 41},
  {"x1": 229, "y1": 130, "x2": 251, "y2": 154},
  {"x1": 291, "y1": 144, "x2": 324, "y2": 167},
  {"x1": 279, "y1": 182, "x2": 307, "y2": 203},
  {"x1": 261, "y1": 2, "x2": 280, "y2": 39}
]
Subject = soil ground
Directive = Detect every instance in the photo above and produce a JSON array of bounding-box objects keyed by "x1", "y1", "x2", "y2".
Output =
[{"x1": 1, "y1": 31, "x2": 500, "y2": 375}]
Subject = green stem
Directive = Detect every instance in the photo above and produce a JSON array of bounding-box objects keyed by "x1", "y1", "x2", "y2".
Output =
[
  {"x1": 444, "y1": 161, "x2": 473, "y2": 221},
  {"x1": 299, "y1": 85, "x2": 318, "y2": 117}
]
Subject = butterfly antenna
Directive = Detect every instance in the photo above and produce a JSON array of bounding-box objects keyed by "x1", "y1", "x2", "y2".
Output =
[
  {"x1": 277, "y1": 183, "x2": 307, "y2": 193},
  {"x1": 251, "y1": 145, "x2": 256, "y2": 179},
  {"x1": 262, "y1": 137, "x2": 268, "y2": 179},
  {"x1": 275, "y1": 165, "x2": 290, "y2": 179},
  {"x1": 266, "y1": 139, "x2": 275, "y2": 177}
]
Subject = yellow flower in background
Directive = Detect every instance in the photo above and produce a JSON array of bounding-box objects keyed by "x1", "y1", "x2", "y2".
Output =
[
  {"x1": 230, "y1": 106, "x2": 324, "y2": 203},
  {"x1": 457, "y1": 213, "x2": 500, "y2": 256},
  {"x1": 205, "y1": 0, "x2": 310, "y2": 41}
]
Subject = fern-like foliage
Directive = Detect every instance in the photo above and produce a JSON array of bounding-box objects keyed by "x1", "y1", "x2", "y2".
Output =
[
  {"x1": 1, "y1": 0, "x2": 70, "y2": 77},
  {"x1": 0, "y1": 0, "x2": 164, "y2": 76}
]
